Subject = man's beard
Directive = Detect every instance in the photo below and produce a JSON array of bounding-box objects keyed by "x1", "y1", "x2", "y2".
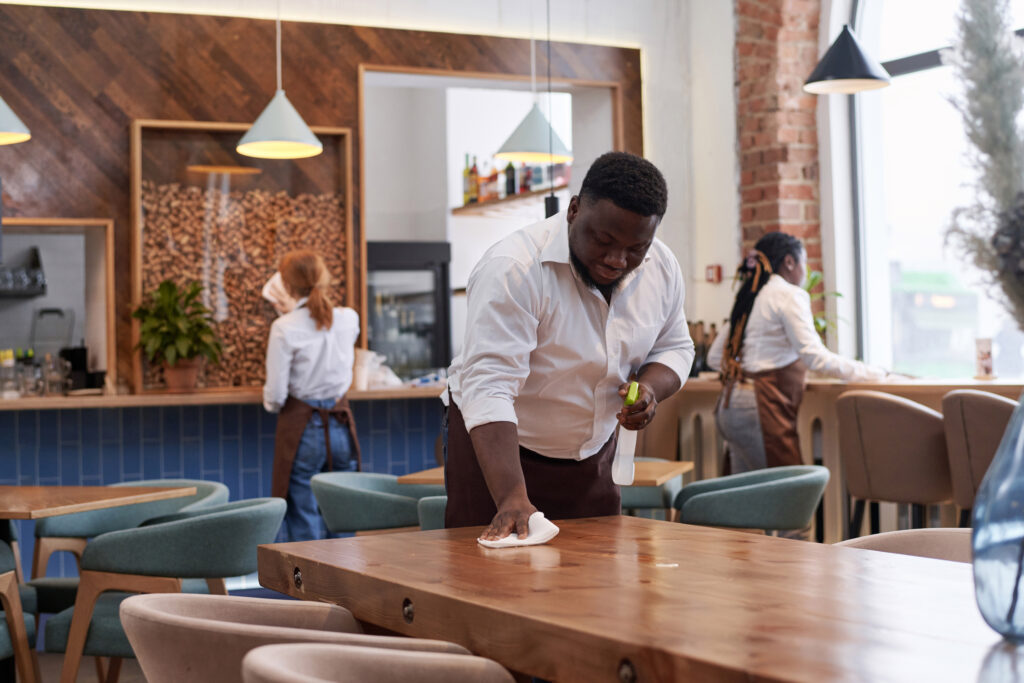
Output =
[{"x1": 570, "y1": 248, "x2": 624, "y2": 291}]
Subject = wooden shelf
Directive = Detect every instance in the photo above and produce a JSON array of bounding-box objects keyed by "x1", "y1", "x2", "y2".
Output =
[
  {"x1": 0, "y1": 385, "x2": 445, "y2": 411},
  {"x1": 451, "y1": 184, "x2": 568, "y2": 216}
]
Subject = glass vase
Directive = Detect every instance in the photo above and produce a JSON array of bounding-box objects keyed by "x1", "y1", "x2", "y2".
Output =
[{"x1": 974, "y1": 391, "x2": 1024, "y2": 639}]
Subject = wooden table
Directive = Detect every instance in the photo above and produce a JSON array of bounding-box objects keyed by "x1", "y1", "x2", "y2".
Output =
[
  {"x1": 0, "y1": 485, "x2": 198, "y2": 519},
  {"x1": 258, "y1": 516, "x2": 999, "y2": 682},
  {"x1": 397, "y1": 460, "x2": 694, "y2": 487}
]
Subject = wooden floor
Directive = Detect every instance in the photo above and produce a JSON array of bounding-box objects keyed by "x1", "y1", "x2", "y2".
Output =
[{"x1": 37, "y1": 653, "x2": 146, "y2": 683}]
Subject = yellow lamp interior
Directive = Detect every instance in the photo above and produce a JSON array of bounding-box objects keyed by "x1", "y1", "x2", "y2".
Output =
[
  {"x1": 236, "y1": 140, "x2": 322, "y2": 160},
  {"x1": 494, "y1": 151, "x2": 573, "y2": 164},
  {"x1": 0, "y1": 131, "x2": 31, "y2": 145}
]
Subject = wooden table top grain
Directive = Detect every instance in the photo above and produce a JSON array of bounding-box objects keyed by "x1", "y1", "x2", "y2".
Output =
[
  {"x1": 257, "y1": 516, "x2": 998, "y2": 682},
  {"x1": 0, "y1": 485, "x2": 198, "y2": 519},
  {"x1": 396, "y1": 460, "x2": 694, "y2": 487}
]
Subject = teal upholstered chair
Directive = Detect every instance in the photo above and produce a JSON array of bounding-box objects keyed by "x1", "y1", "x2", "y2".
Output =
[
  {"x1": 45, "y1": 497, "x2": 285, "y2": 683},
  {"x1": 311, "y1": 472, "x2": 445, "y2": 533},
  {"x1": 32, "y1": 478, "x2": 230, "y2": 579},
  {"x1": 417, "y1": 496, "x2": 448, "y2": 531},
  {"x1": 0, "y1": 537, "x2": 38, "y2": 682},
  {"x1": 620, "y1": 457, "x2": 686, "y2": 521},
  {"x1": 672, "y1": 465, "x2": 829, "y2": 532}
]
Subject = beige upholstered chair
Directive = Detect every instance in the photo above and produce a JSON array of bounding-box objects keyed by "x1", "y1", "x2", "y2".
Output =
[
  {"x1": 242, "y1": 643, "x2": 515, "y2": 683},
  {"x1": 942, "y1": 390, "x2": 1017, "y2": 526},
  {"x1": 834, "y1": 528, "x2": 972, "y2": 563},
  {"x1": 837, "y1": 391, "x2": 952, "y2": 538},
  {"x1": 121, "y1": 594, "x2": 471, "y2": 683}
]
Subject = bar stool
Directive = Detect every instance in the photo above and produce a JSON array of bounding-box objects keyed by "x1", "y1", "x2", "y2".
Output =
[
  {"x1": 837, "y1": 391, "x2": 952, "y2": 538},
  {"x1": 942, "y1": 390, "x2": 1017, "y2": 527}
]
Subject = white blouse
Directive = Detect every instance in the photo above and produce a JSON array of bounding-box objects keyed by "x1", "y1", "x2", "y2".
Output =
[
  {"x1": 447, "y1": 211, "x2": 695, "y2": 461},
  {"x1": 706, "y1": 274, "x2": 885, "y2": 381},
  {"x1": 263, "y1": 299, "x2": 361, "y2": 413}
]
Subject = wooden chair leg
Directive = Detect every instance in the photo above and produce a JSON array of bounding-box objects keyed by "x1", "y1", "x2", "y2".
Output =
[
  {"x1": 869, "y1": 502, "x2": 880, "y2": 535},
  {"x1": 59, "y1": 571, "x2": 181, "y2": 683},
  {"x1": 0, "y1": 570, "x2": 37, "y2": 683},
  {"x1": 9, "y1": 541, "x2": 23, "y2": 583},
  {"x1": 206, "y1": 578, "x2": 228, "y2": 595},
  {"x1": 105, "y1": 656, "x2": 122, "y2": 683},
  {"x1": 960, "y1": 508, "x2": 972, "y2": 528},
  {"x1": 95, "y1": 656, "x2": 107, "y2": 681},
  {"x1": 31, "y1": 537, "x2": 87, "y2": 579},
  {"x1": 848, "y1": 499, "x2": 865, "y2": 539}
]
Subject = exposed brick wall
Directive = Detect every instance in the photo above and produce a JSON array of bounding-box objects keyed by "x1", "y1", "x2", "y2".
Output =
[{"x1": 735, "y1": 0, "x2": 823, "y2": 304}]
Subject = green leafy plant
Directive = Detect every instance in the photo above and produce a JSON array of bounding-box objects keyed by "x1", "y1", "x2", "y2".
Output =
[
  {"x1": 803, "y1": 269, "x2": 842, "y2": 336},
  {"x1": 133, "y1": 280, "x2": 222, "y2": 367}
]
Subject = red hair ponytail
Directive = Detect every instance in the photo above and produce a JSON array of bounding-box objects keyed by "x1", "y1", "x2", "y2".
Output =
[{"x1": 279, "y1": 250, "x2": 333, "y2": 330}]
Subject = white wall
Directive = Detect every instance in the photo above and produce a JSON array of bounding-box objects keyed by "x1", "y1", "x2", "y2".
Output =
[
  {"x1": 14, "y1": 0, "x2": 741, "y2": 322},
  {"x1": 364, "y1": 86, "x2": 448, "y2": 241}
]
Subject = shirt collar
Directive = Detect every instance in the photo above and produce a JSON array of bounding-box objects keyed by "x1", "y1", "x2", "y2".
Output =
[
  {"x1": 539, "y1": 211, "x2": 571, "y2": 264},
  {"x1": 295, "y1": 296, "x2": 309, "y2": 309}
]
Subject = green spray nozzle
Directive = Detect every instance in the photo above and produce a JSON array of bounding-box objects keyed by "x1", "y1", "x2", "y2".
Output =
[{"x1": 624, "y1": 381, "x2": 639, "y2": 406}]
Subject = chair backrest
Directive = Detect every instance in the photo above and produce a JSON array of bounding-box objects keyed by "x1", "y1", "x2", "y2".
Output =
[
  {"x1": 36, "y1": 478, "x2": 230, "y2": 538},
  {"x1": 81, "y1": 498, "x2": 285, "y2": 578},
  {"x1": 242, "y1": 643, "x2": 515, "y2": 683},
  {"x1": 418, "y1": 496, "x2": 447, "y2": 531},
  {"x1": 311, "y1": 472, "x2": 445, "y2": 533},
  {"x1": 836, "y1": 391, "x2": 952, "y2": 504},
  {"x1": 121, "y1": 593, "x2": 469, "y2": 683},
  {"x1": 672, "y1": 465, "x2": 829, "y2": 531},
  {"x1": 834, "y1": 528, "x2": 972, "y2": 562},
  {"x1": 942, "y1": 390, "x2": 1017, "y2": 510}
]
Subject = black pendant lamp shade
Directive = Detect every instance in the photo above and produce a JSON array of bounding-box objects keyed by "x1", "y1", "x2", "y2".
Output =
[{"x1": 804, "y1": 24, "x2": 890, "y2": 94}]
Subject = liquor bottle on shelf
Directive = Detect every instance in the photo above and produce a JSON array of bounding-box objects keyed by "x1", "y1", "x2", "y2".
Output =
[
  {"x1": 488, "y1": 165, "x2": 499, "y2": 201},
  {"x1": 505, "y1": 161, "x2": 517, "y2": 197},
  {"x1": 462, "y1": 153, "x2": 471, "y2": 205},
  {"x1": 468, "y1": 156, "x2": 479, "y2": 204},
  {"x1": 520, "y1": 163, "x2": 531, "y2": 194}
]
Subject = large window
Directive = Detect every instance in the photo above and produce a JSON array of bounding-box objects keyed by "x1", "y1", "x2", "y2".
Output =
[{"x1": 856, "y1": 0, "x2": 1024, "y2": 378}]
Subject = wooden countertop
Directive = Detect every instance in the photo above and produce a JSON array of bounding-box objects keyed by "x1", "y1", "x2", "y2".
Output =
[{"x1": 0, "y1": 385, "x2": 444, "y2": 411}]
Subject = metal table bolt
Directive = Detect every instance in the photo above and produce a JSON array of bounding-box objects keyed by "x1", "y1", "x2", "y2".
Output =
[
  {"x1": 618, "y1": 658, "x2": 637, "y2": 683},
  {"x1": 402, "y1": 598, "x2": 415, "y2": 624},
  {"x1": 293, "y1": 566, "x2": 303, "y2": 590}
]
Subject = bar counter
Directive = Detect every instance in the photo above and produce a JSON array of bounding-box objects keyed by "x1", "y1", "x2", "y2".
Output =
[{"x1": 0, "y1": 385, "x2": 444, "y2": 411}]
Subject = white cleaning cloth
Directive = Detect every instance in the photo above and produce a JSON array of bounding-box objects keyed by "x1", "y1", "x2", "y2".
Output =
[
  {"x1": 262, "y1": 272, "x2": 297, "y2": 316},
  {"x1": 476, "y1": 511, "x2": 560, "y2": 549}
]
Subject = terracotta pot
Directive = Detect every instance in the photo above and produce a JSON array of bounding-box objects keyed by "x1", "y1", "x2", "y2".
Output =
[{"x1": 162, "y1": 357, "x2": 200, "y2": 392}]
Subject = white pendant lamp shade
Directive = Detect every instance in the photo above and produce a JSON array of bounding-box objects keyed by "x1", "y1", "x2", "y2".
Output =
[
  {"x1": 0, "y1": 96, "x2": 30, "y2": 146},
  {"x1": 495, "y1": 103, "x2": 572, "y2": 164},
  {"x1": 237, "y1": 89, "x2": 322, "y2": 159}
]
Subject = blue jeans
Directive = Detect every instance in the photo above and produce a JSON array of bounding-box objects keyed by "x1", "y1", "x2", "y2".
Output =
[
  {"x1": 715, "y1": 384, "x2": 766, "y2": 474},
  {"x1": 277, "y1": 398, "x2": 356, "y2": 542}
]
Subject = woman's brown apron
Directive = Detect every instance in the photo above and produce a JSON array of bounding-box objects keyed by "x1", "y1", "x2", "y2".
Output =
[
  {"x1": 271, "y1": 395, "x2": 362, "y2": 499},
  {"x1": 745, "y1": 360, "x2": 807, "y2": 468}
]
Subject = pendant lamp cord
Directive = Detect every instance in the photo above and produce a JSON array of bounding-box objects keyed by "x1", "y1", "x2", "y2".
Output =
[
  {"x1": 275, "y1": 1, "x2": 282, "y2": 92},
  {"x1": 546, "y1": 0, "x2": 554, "y2": 198}
]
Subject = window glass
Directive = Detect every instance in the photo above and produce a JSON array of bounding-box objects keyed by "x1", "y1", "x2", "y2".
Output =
[{"x1": 857, "y1": 1, "x2": 1024, "y2": 378}]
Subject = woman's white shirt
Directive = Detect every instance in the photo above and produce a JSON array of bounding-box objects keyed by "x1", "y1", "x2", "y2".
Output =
[
  {"x1": 706, "y1": 274, "x2": 885, "y2": 381},
  {"x1": 263, "y1": 301, "x2": 360, "y2": 413}
]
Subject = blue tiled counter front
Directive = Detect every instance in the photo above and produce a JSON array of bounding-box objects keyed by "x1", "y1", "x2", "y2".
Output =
[{"x1": 0, "y1": 397, "x2": 443, "y2": 578}]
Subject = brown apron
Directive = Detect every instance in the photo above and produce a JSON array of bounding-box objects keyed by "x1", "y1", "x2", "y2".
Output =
[
  {"x1": 443, "y1": 396, "x2": 620, "y2": 528},
  {"x1": 746, "y1": 360, "x2": 807, "y2": 468},
  {"x1": 271, "y1": 395, "x2": 362, "y2": 499}
]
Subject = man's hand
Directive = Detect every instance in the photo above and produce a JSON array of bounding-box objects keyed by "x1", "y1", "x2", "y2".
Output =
[
  {"x1": 480, "y1": 495, "x2": 538, "y2": 541},
  {"x1": 617, "y1": 379, "x2": 657, "y2": 430}
]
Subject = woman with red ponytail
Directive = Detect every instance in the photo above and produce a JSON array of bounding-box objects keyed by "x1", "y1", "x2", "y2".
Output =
[{"x1": 263, "y1": 250, "x2": 362, "y2": 542}]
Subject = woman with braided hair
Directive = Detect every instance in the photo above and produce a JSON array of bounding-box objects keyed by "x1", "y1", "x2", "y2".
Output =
[{"x1": 707, "y1": 232, "x2": 887, "y2": 476}]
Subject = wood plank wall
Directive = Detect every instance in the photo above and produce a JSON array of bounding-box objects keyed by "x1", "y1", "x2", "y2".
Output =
[{"x1": 0, "y1": 5, "x2": 643, "y2": 387}]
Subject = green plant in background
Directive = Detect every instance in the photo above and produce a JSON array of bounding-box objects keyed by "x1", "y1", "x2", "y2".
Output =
[
  {"x1": 133, "y1": 280, "x2": 222, "y2": 367},
  {"x1": 803, "y1": 269, "x2": 841, "y2": 336}
]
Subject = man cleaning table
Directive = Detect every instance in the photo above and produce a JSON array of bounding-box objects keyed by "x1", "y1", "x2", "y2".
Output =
[{"x1": 444, "y1": 151, "x2": 695, "y2": 543}]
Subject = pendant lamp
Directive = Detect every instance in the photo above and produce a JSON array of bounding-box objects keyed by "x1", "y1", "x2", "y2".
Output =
[
  {"x1": 237, "y1": 8, "x2": 321, "y2": 159},
  {"x1": 0, "y1": 96, "x2": 30, "y2": 146},
  {"x1": 494, "y1": 0, "x2": 570, "y2": 217},
  {"x1": 804, "y1": 24, "x2": 890, "y2": 94}
]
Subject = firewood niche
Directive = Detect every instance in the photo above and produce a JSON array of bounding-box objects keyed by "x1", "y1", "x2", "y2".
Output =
[{"x1": 130, "y1": 120, "x2": 354, "y2": 393}]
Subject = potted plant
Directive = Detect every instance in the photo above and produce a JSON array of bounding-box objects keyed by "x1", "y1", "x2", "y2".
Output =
[{"x1": 133, "y1": 280, "x2": 222, "y2": 391}]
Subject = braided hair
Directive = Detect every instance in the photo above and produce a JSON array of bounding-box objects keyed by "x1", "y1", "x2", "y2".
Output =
[{"x1": 720, "y1": 232, "x2": 804, "y2": 385}]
